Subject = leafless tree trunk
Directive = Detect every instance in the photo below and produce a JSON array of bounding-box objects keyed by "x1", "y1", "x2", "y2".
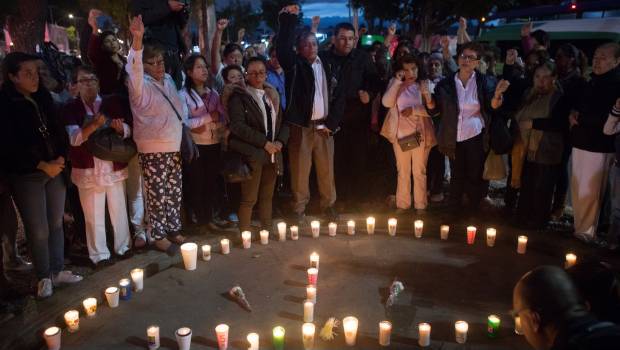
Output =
[{"x1": 6, "y1": 0, "x2": 47, "y2": 53}]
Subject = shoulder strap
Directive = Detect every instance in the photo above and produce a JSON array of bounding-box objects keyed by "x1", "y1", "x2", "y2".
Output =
[{"x1": 152, "y1": 83, "x2": 183, "y2": 122}]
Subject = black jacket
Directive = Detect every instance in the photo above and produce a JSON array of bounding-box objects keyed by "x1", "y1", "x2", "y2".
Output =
[
  {"x1": 0, "y1": 84, "x2": 68, "y2": 176},
  {"x1": 131, "y1": 0, "x2": 188, "y2": 53},
  {"x1": 570, "y1": 66, "x2": 620, "y2": 153},
  {"x1": 550, "y1": 315, "x2": 620, "y2": 350},
  {"x1": 429, "y1": 71, "x2": 497, "y2": 158}
]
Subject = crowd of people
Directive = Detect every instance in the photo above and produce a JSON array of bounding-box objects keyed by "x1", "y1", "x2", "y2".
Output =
[{"x1": 1, "y1": 1, "x2": 620, "y2": 347}]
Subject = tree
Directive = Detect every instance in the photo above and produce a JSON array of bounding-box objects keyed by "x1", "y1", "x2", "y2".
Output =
[
  {"x1": 352, "y1": 0, "x2": 400, "y2": 33},
  {"x1": 1, "y1": 0, "x2": 48, "y2": 53},
  {"x1": 261, "y1": 0, "x2": 303, "y2": 32},
  {"x1": 217, "y1": 0, "x2": 261, "y2": 42}
]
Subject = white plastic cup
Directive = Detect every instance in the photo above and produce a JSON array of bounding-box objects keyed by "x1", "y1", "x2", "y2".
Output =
[
  {"x1": 343, "y1": 316, "x2": 359, "y2": 346},
  {"x1": 82, "y1": 297, "x2": 97, "y2": 317},
  {"x1": 414, "y1": 220, "x2": 424, "y2": 238},
  {"x1": 486, "y1": 228, "x2": 497, "y2": 247},
  {"x1": 328, "y1": 222, "x2": 337, "y2": 236},
  {"x1": 43, "y1": 326, "x2": 61, "y2": 350},
  {"x1": 221, "y1": 239, "x2": 230, "y2": 255},
  {"x1": 147, "y1": 325, "x2": 160, "y2": 350},
  {"x1": 64, "y1": 310, "x2": 80, "y2": 333},
  {"x1": 260, "y1": 230, "x2": 269, "y2": 245},
  {"x1": 105, "y1": 286, "x2": 119, "y2": 308},
  {"x1": 366, "y1": 216, "x2": 376, "y2": 234},
  {"x1": 517, "y1": 235, "x2": 528, "y2": 254},
  {"x1": 290, "y1": 225, "x2": 299, "y2": 240},
  {"x1": 303, "y1": 300, "x2": 314, "y2": 323},
  {"x1": 379, "y1": 321, "x2": 391, "y2": 346},
  {"x1": 175, "y1": 327, "x2": 192, "y2": 350},
  {"x1": 388, "y1": 218, "x2": 397, "y2": 236},
  {"x1": 302, "y1": 322, "x2": 315, "y2": 350},
  {"x1": 277, "y1": 222, "x2": 287, "y2": 241},
  {"x1": 131, "y1": 268, "x2": 144, "y2": 292},
  {"x1": 418, "y1": 323, "x2": 431, "y2": 347},
  {"x1": 241, "y1": 231, "x2": 252, "y2": 249},
  {"x1": 455, "y1": 321, "x2": 468, "y2": 344},
  {"x1": 311, "y1": 221, "x2": 320, "y2": 238},
  {"x1": 215, "y1": 324, "x2": 229, "y2": 350},
  {"x1": 440, "y1": 225, "x2": 450, "y2": 240},
  {"x1": 202, "y1": 244, "x2": 212, "y2": 261},
  {"x1": 181, "y1": 243, "x2": 198, "y2": 270}
]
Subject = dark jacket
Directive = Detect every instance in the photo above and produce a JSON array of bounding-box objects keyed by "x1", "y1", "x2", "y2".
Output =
[
  {"x1": 429, "y1": 71, "x2": 497, "y2": 158},
  {"x1": 87, "y1": 34, "x2": 127, "y2": 96},
  {"x1": 570, "y1": 66, "x2": 620, "y2": 153},
  {"x1": 131, "y1": 0, "x2": 188, "y2": 53},
  {"x1": 228, "y1": 84, "x2": 289, "y2": 165},
  {"x1": 550, "y1": 315, "x2": 620, "y2": 350},
  {"x1": 0, "y1": 84, "x2": 68, "y2": 176}
]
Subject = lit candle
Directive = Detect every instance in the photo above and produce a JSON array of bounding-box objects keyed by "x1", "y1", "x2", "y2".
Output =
[
  {"x1": 379, "y1": 321, "x2": 392, "y2": 346},
  {"x1": 131, "y1": 268, "x2": 144, "y2": 292},
  {"x1": 64, "y1": 310, "x2": 80, "y2": 333},
  {"x1": 302, "y1": 322, "x2": 315, "y2": 350},
  {"x1": 175, "y1": 327, "x2": 192, "y2": 350},
  {"x1": 119, "y1": 278, "x2": 132, "y2": 300},
  {"x1": 260, "y1": 230, "x2": 269, "y2": 245},
  {"x1": 290, "y1": 225, "x2": 299, "y2": 240},
  {"x1": 215, "y1": 324, "x2": 229, "y2": 350},
  {"x1": 414, "y1": 220, "x2": 424, "y2": 238},
  {"x1": 486, "y1": 228, "x2": 497, "y2": 247},
  {"x1": 388, "y1": 218, "x2": 397, "y2": 236},
  {"x1": 303, "y1": 300, "x2": 314, "y2": 323},
  {"x1": 517, "y1": 235, "x2": 528, "y2": 254},
  {"x1": 306, "y1": 285, "x2": 317, "y2": 303},
  {"x1": 467, "y1": 226, "x2": 476, "y2": 245},
  {"x1": 241, "y1": 231, "x2": 252, "y2": 249},
  {"x1": 307, "y1": 267, "x2": 318, "y2": 286},
  {"x1": 82, "y1": 297, "x2": 97, "y2": 318},
  {"x1": 418, "y1": 322, "x2": 431, "y2": 347},
  {"x1": 455, "y1": 321, "x2": 468, "y2": 344},
  {"x1": 328, "y1": 222, "x2": 337, "y2": 236},
  {"x1": 565, "y1": 253, "x2": 577, "y2": 269},
  {"x1": 221, "y1": 239, "x2": 230, "y2": 255},
  {"x1": 367, "y1": 216, "x2": 376, "y2": 234},
  {"x1": 343, "y1": 316, "x2": 359, "y2": 346},
  {"x1": 273, "y1": 326, "x2": 285, "y2": 350},
  {"x1": 310, "y1": 252, "x2": 320, "y2": 270},
  {"x1": 43, "y1": 326, "x2": 61, "y2": 350},
  {"x1": 104, "y1": 286, "x2": 119, "y2": 308},
  {"x1": 311, "y1": 220, "x2": 321, "y2": 238},
  {"x1": 202, "y1": 244, "x2": 212, "y2": 261},
  {"x1": 247, "y1": 332, "x2": 259, "y2": 350},
  {"x1": 180, "y1": 242, "x2": 198, "y2": 270},
  {"x1": 147, "y1": 325, "x2": 160, "y2": 350},
  {"x1": 277, "y1": 222, "x2": 287, "y2": 241},
  {"x1": 514, "y1": 316, "x2": 523, "y2": 335},
  {"x1": 347, "y1": 220, "x2": 356, "y2": 235},
  {"x1": 487, "y1": 314, "x2": 501, "y2": 338},
  {"x1": 440, "y1": 225, "x2": 450, "y2": 240}
]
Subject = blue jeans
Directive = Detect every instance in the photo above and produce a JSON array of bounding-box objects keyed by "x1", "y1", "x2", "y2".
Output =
[
  {"x1": 609, "y1": 165, "x2": 620, "y2": 246},
  {"x1": 11, "y1": 172, "x2": 66, "y2": 280}
]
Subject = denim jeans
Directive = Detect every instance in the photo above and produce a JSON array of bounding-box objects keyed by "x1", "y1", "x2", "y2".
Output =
[
  {"x1": 11, "y1": 172, "x2": 66, "y2": 280},
  {"x1": 609, "y1": 165, "x2": 620, "y2": 246}
]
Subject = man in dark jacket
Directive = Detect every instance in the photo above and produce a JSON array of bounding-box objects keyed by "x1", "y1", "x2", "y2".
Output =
[
  {"x1": 513, "y1": 265, "x2": 620, "y2": 350},
  {"x1": 276, "y1": 5, "x2": 342, "y2": 222},
  {"x1": 569, "y1": 42, "x2": 620, "y2": 244},
  {"x1": 131, "y1": 0, "x2": 189, "y2": 88}
]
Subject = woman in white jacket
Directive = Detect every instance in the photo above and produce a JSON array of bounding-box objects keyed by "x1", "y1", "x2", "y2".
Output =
[{"x1": 381, "y1": 55, "x2": 436, "y2": 214}]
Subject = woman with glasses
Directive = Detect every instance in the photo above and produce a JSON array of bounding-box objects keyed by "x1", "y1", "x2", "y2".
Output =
[
  {"x1": 227, "y1": 57, "x2": 289, "y2": 232},
  {"x1": 430, "y1": 42, "x2": 510, "y2": 216}
]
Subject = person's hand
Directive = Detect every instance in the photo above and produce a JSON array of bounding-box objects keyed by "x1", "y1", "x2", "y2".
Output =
[
  {"x1": 216, "y1": 18, "x2": 229, "y2": 32},
  {"x1": 359, "y1": 90, "x2": 370, "y2": 104},
  {"x1": 440, "y1": 35, "x2": 450, "y2": 50},
  {"x1": 395, "y1": 70, "x2": 406, "y2": 81},
  {"x1": 286, "y1": 5, "x2": 300, "y2": 15},
  {"x1": 237, "y1": 28, "x2": 245, "y2": 41},
  {"x1": 264, "y1": 141, "x2": 279, "y2": 155},
  {"x1": 401, "y1": 107, "x2": 413, "y2": 118},
  {"x1": 168, "y1": 0, "x2": 186, "y2": 12},
  {"x1": 318, "y1": 127, "x2": 332, "y2": 138},
  {"x1": 88, "y1": 9, "x2": 103, "y2": 31},
  {"x1": 458, "y1": 17, "x2": 467, "y2": 31},
  {"x1": 38, "y1": 161, "x2": 65, "y2": 178},
  {"x1": 495, "y1": 79, "x2": 510, "y2": 97},
  {"x1": 569, "y1": 110, "x2": 579, "y2": 128},
  {"x1": 51, "y1": 156, "x2": 65, "y2": 165},
  {"x1": 419, "y1": 80, "x2": 431, "y2": 98},
  {"x1": 388, "y1": 23, "x2": 397, "y2": 36},
  {"x1": 274, "y1": 141, "x2": 283, "y2": 152},
  {"x1": 129, "y1": 15, "x2": 144, "y2": 40},
  {"x1": 521, "y1": 21, "x2": 532, "y2": 37},
  {"x1": 506, "y1": 48, "x2": 518, "y2": 65},
  {"x1": 110, "y1": 119, "x2": 124, "y2": 135},
  {"x1": 312, "y1": 16, "x2": 321, "y2": 28}
]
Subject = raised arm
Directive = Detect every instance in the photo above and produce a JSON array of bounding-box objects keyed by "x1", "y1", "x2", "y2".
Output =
[
  {"x1": 311, "y1": 16, "x2": 320, "y2": 34},
  {"x1": 211, "y1": 18, "x2": 229, "y2": 76},
  {"x1": 276, "y1": 7, "x2": 300, "y2": 71},
  {"x1": 126, "y1": 15, "x2": 147, "y2": 106},
  {"x1": 456, "y1": 17, "x2": 471, "y2": 45}
]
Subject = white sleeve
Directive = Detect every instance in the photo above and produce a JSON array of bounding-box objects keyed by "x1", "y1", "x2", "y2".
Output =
[
  {"x1": 125, "y1": 48, "x2": 147, "y2": 107},
  {"x1": 65, "y1": 125, "x2": 86, "y2": 146}
]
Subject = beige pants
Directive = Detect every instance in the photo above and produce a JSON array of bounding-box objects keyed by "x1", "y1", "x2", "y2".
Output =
[
  {"x1": 393, "y1": 143, "x2": 431, "y2": 210},
  {"x1": 289, "y1": 125, "x2": 336, "y2": 214}
]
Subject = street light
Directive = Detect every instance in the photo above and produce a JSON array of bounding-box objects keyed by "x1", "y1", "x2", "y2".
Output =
[
  {"x1": 68, "y1": 13, "x2": 74, "y2": 19},
  {"x1": 67, "y1": 13, "x2": 80, "y2": 56}
]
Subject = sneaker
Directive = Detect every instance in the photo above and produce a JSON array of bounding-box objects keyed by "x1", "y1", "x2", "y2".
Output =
[
  {"x1": 37, "y1": 278, "x2": 53, "y2": 299},
  {"x1": 52, "y1": 271, "x2": 83, "y2": 287},
  {"x1": 430, "y1": 193, "x2": 444, "y2": 203},
  {"x1": 4, "y1": 257, "x2": 33, "y2": 272},
  {"x1": 134, "y1": 232, "x2": 147, "y2": 249}
]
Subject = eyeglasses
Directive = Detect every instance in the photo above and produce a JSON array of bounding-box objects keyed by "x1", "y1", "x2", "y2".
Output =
[
  {"x1": 77, "y1": 77, "x2": 98, "y2": 84},
  {"x1": 246, "y1": 71, "x2": 267, "y2": 77},
  {"x1": 145, "y1": 60, "x2": 165, "y2": 67},
  {"x1": 459, "y1": 54, "x2": 479, "y2": 61}
]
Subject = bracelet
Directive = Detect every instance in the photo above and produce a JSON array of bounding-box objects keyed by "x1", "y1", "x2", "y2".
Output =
[{"x1": 612, "y1": 106, "x2": 620, "y2": 117}]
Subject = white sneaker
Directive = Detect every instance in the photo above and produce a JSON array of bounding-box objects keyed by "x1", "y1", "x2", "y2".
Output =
[
  {"x1": 52, "y1": 271, "x2": 83, "y2": 287},
  {"x1": 37, "y1": 278, "x2": 53, "y2": 299}
]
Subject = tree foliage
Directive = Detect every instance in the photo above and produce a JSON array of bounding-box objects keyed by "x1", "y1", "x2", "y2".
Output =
[{"x1": 217, "y1": 0, "x2": 261, "y2": 41}]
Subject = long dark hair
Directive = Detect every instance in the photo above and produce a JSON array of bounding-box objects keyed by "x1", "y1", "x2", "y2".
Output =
[
  {"x1": 182, "y1": 54, "x2": 210, "y2": 109},
  {"x1": 557, "y1": 43, "x2": 588, "y2": 78},
  {"x1": 1, "y1": 52, "x2": 40, "y2": 91}
]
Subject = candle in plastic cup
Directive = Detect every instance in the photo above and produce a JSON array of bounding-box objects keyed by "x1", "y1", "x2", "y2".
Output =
[
  {"x1": 455, "y1": 321, "x2": 468, "y2": 344},
  {"x1": 347, "y1": 220, "x2": 355, "y2": 235},
  {"x1": 440, "y1": 225, "x2": 450, "y2": 240},
  {"x1": 418, "y1": 323, "x2": 431, "y2": 347},
  {"x1": 366, "y1": 216, "x2": 376, "y2": 234},
  {"x1": 310, "y1": 252, "x2": 319, "y2": 270},
  {"x1": 130, "y1": 268, "x2": 144, "y2": 292},
  {"x1": 241, "y1": 231, "x2": 252, "y2": 249},
  {"x1": 119, "y1": 278, "x2": 132, "y2": 300},
  {"x1": 175, "y1": 327, "x2": 192, "y2": 350},
  {"x1": 388, "y1": 218, "x2": 397, "y2": 236},
  {"x1": 486, "y1": 228, "x2": 497, "y2": 247},
  {"x1": 215, "y1": 324, "x2": 229, "y2": 350},
  {"x1": 487, "y1": 314, "x2": 500, "y2": 338},
  {"x1": 221, "y1": 239, "x2": 230, "y2": 255},
  {"x1": 517, "y1": 235, "x2": 528, "y2": 254},
  {"x1": 43, "y1": 326, "x2": 61, "y2": 350},
  {"x1": 105, "y1": 286, "x2": 119, "y2": 308},
  {"x1": 64, "y1": 310, "x2": 80, "y2": 333},
  {"x1": 307, "y1": 267, "x2": 318, "y2": 285},
  {"x1": 277, "y1": 222, "x2": 287, "y2": 241},
  {"x1": 82, "y1": 297, "x2": 97, "y2": 317},
  {"x1": 303, "y1": 299, "x2": 314, "y2": 322},
  {"x1": 466, "y1": 226, "x2": 477, "y2": 245},
  {"x1": 414, "y1": 220, "x2": 424, "y2": 238},
  {"x1": 343, "y1": 316, "x2": 359, "y2": 346},
  {"x1": 260, "y1": 230, "x2": 269, "y2": 245},
  {"x1": 181, "y1": 242, "x2": 198, "y2": 270},
  {"x1": 147, "y1": 325, "x2": 160, "y2": 350},
  {"x1": 311, "y1": 220, "x2": 320, "y2": 238},
  {"x1": 302, "y1": 322, "x2": 315, "y2": 350},
  {"x1": 201, "y1": 244, "x2": 212, "y2": 261},
  {"x1": 379, "y1": 321, "x2": 392, "y2": 346},
  {"x1": 290, "y1": 225, "x2": 299, "y2": 240},
  {"x1": 328, "y1": 222, "x2": 337, "y2": 236},
  {"x1": 514, "y1": 316, "x2": 523, "y2": 335},
  {"x1": 247, "y1": 332, "x2": 259, "y2": 350},
  {"x1": 565, "y1": 253, "x2": 577, "y2": 269},
  {"x1": 273, "y1": 326, "x2": 285, "y2": 350},
  {"x1": 306, "y1": 285, "x2": 317, "y2": 303}
]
